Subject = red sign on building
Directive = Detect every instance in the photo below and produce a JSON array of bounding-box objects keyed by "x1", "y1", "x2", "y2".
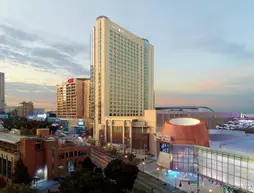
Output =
[{"x1": 68, "y1": 78, "x2": 74, "y2": 83}]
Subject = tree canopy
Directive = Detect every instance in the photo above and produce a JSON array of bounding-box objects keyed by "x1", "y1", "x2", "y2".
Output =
[
  {"x1": 0, "y1": 183, "x2": 38, "y2": 193},
  {"x1": 82, "y1": 157, "x2": 94, "y2": 171},
  {"x1": 59, "y1": 169, "x2": 123, "y2": 193},
  {"x1": 12, "y1": 159, "x2": 32, "y2": 185},
  {"x1": 104, "y1": 159, "x2": 139, "y2": 191}
]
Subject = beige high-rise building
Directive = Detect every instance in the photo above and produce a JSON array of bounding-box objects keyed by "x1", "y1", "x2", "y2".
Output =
[
  {"x1": 90, "y1": 16, "x2": 154, "y2": 139},
  {"x1": 57, "y1": 78, "x2": 90, "y2": 120}
]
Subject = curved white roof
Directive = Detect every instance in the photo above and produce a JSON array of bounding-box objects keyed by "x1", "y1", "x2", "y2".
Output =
[{"x1": 169, "y1": 117, "x2": 200, "y2": 126}]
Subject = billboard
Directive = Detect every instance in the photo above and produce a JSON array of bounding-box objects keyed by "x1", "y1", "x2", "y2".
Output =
[
  {"x1": 78, "y1": 119, "x2": 84, "y2": 126},
  {"x1": 47, "y1": 117, "x2": 60, "y2": 122},
  {"x1": 0, "y1": 114, "x2": 8, "y2": 119}
]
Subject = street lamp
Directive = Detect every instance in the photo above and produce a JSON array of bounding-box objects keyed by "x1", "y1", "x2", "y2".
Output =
[
  {"x1": 209, "y1": 189, "x2": 212, "y2": 193},
  {"x1": 142, "y1": 162, "x2": 145, "y2": 172},
  {"x1": 174, "y1": 175, "x2": 177, "y2": 189},
  {"x1": 156, "y1": 167, "x2": 160, "y2": 180}
]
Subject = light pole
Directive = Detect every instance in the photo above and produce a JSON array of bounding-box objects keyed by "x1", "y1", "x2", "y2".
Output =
[
  {"x1": 174, "y1": 175, "x2": 177, "y2": 189},
  {"x1": 144, "y1": 144, "x2": 147, "y2": 156},
  {"x1": 156, "y1": 167, "x2": 160, "y2": 180},
  {"x1": 142, "y1": 161, "x2": 145, "y2": 172}
]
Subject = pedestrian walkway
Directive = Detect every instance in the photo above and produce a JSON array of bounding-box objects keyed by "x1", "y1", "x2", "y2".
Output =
[
  {"x1": 140, "y1": 161, "x2": 224, "y2": 193},
  {"x1": 32, "y1": 180, "x2": 59, "y2": 193}
]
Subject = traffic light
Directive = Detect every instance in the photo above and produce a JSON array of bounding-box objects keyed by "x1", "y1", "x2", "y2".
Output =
[
  {"x1": 188, "y1": 181, "x2": 191, "y2": 185},
  {"x1": 179, "y1": 183, "x2": 182, "y2": 187}
]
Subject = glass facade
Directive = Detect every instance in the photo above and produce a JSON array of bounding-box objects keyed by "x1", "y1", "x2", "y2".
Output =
[
  {"x1": 143, "y1": 39, "x2": 149, "y2": 110},
  {"x1": 171, "y1": 144, "x2": 254, "y2": 192},
  {"x1": 90, "y1": 28, "x2": 95, "y2": 120}
]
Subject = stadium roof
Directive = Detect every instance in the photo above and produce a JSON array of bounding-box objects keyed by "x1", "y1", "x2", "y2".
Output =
[{"x1": 155, "y1": 106, "x2": 214, "y2": 112}]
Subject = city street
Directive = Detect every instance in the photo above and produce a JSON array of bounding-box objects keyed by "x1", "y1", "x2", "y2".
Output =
[
  {"x1": 140, "y1": 160, "x2": 224, "y2": 193},
  {"x1": 135, "y1": 171, "x2": 184, "y2": 193}
]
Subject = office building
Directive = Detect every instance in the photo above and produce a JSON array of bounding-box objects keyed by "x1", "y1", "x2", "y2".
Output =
[
  {"x1": 57, "y1": 78, "x2": 90, "y2": 121},
  {"x1": 0, "y1": 128, "x2": 89, "y2": 182},
  {"x1": 0, "y1": 72, "x2": 5, "y2": 113},
  {"x1": 90, "y1": 16, "x2": 154, "y2": 139},
  {"x1": 17, "y1": 101, "x2": 34, "y2": 117}
]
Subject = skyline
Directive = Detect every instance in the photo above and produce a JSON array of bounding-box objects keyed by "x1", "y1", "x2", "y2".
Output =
[{"x1": 0, "y1": 0, "x2": 254, "y2": 113}]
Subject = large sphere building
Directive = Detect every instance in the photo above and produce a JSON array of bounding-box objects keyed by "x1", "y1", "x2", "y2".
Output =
[{"x1": 161, "y1": 117, "x2": 209, "y2": 147}]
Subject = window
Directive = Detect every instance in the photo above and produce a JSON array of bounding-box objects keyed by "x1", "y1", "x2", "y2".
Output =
[
  {"x1": 69, "y1": 152, "x2": 73, "y2": 158},
  {"x1": 59, "y1": 153, "x2": 65, "y2": 160},
  {"x1": 7, "y1": 161, "x2": 12, "y2": 178}
]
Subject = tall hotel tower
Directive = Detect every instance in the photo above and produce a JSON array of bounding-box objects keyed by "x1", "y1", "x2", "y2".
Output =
[{"x1": 90, "y1": 16, "x2": 154, "y2": 139}]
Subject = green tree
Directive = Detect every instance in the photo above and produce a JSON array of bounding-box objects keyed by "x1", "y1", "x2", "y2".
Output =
[
  {"x1": 12, "y1": 159, "x2": 32, "y2": 185},
  {"x1": 0, "y1": 183, "x2": 38, "y2": 193},
  {"x1": 82, "y1": 157, "x2": 94, "y2": 171},
  {"x1": 59, "y1": 169, "x2": 122, "y2": 193},
  {"x1": 104, "y1": 159, "x2": 139, "y2": 191},
  {"x1": 126, "y1": 153, "x2": 135, "y2": 163}
]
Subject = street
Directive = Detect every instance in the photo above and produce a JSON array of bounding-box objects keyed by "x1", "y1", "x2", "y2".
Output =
[
  {"x1": 141, "y1": 161, "x2": 223, "y2": 193},
  {"x1": 134, "y1": 171, "x2": 185, "y2": 193}
]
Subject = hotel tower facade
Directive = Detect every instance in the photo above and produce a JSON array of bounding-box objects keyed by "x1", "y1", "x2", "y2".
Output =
[{"x1": 90, "y1": 16, "x2": 154, "y2": 139}]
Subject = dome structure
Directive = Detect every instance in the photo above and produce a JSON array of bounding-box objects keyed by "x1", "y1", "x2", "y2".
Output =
[{"x1": 161, "y1": 117, "x2": 209, "y2": 147}]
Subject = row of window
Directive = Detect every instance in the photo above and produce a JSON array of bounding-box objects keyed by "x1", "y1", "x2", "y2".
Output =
[
  {"x1": 0, "y1": 158, "x2": 12, "y2": 178},
  {"x1": 58, "y1": 150, "x2": 87, "y2": 160}
]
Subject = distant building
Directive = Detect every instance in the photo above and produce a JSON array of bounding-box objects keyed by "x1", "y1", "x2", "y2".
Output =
[
  {"x1": 0, "y1": 72, "x2": 5, "y2": 112},
  {"x1": 57, "y1": 78, "x2": 90, "y2": 121},
  {"x1": 17, "y1": 101, "x2": 34, "y2": 117},
  {"x1": 5, "y1": 106, "x2": 17, "y2": 113}
]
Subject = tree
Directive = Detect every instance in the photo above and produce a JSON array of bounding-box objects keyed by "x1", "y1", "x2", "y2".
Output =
[
  {"x1": 12, "y1": 159, "x2": 32, "y2": 185},
  {"x1": 104, "y1": 159, "x2": 139, "y2": 191},
  {"x1": 82, "y1": 157, "x2": 94, "y2": 171},
  {"x1": 59, "y1": 169, "x2": 122, "y2": 193},
  {"x1": 126, "y1": 153, "x2": 135, "y2": 163},
  {"x1": 0, "y1": 183, "x2": 38, "y2": 193},
  {"x1": 87, "y1": 138, "x2": 96, "y2": 146}
]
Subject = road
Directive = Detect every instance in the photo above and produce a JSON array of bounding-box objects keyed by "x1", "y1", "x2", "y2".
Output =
[
  {"x1": 90, "y1": 146, "x2": 114, "y2": 168},
  {"x1": 142, "y1": 161, "x2": 223, "y2": 193},
  {"x1": 134, "y1": 171, "x2": 185, "y2": 193}
]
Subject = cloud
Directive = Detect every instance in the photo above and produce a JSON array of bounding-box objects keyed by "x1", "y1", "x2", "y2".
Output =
[
  {"x1": 196, "y1": 37, "x2": 254, "y2": 60},
  {"x1": 0, "y1": 23, "x2": 90, "y2": 77},
  {"x1": 5, "y1": 82, "x2": 56, "y2": 109},
  {"x1": 0, "y1": 23, "x2": 91, "y2": 108}
]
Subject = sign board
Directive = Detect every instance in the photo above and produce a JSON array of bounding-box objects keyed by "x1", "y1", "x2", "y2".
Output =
[
  {"x1": 0, "y1": 114, "x2": 8, "y2": 119},
  {"x1": 48, "y1": 117, "x2": 60, "y2": 122},
  {"x1": 68, "y1": 78, "x2": 74, "y2": 83},
  {"x1": 78, "y1": 119, "x2": 84, "y2": 126},
  {"x1": 155, "y1": 132, "x2": 171, "y2": 142}
]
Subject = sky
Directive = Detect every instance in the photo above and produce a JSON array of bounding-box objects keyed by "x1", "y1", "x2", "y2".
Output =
[{"x1": 0, "y1": 0, "x2": 254, "y2": 113}]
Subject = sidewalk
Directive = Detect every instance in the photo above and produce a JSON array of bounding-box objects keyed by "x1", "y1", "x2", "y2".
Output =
[{"x1": 140, "y1": 161, "x2": 223, "y2": 193}]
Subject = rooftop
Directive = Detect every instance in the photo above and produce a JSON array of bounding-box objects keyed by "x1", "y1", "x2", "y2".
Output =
[
  {"x1": 0, "y1": 132, "x2": 26, "y2": 144},
  {"x1": 209, "y1": 129, "x2": 254, "y2": 157},
  {"x1": 155, "y1": 106, "x2": 214, "y2": 112},
  {"x1": 169, "y1": 117, "x2": 201, "y2": 126}
]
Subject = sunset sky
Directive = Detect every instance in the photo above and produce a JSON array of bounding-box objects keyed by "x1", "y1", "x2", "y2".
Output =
[{"x1": 0, "y1": 0, "x2": 254, "y2": 113}]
